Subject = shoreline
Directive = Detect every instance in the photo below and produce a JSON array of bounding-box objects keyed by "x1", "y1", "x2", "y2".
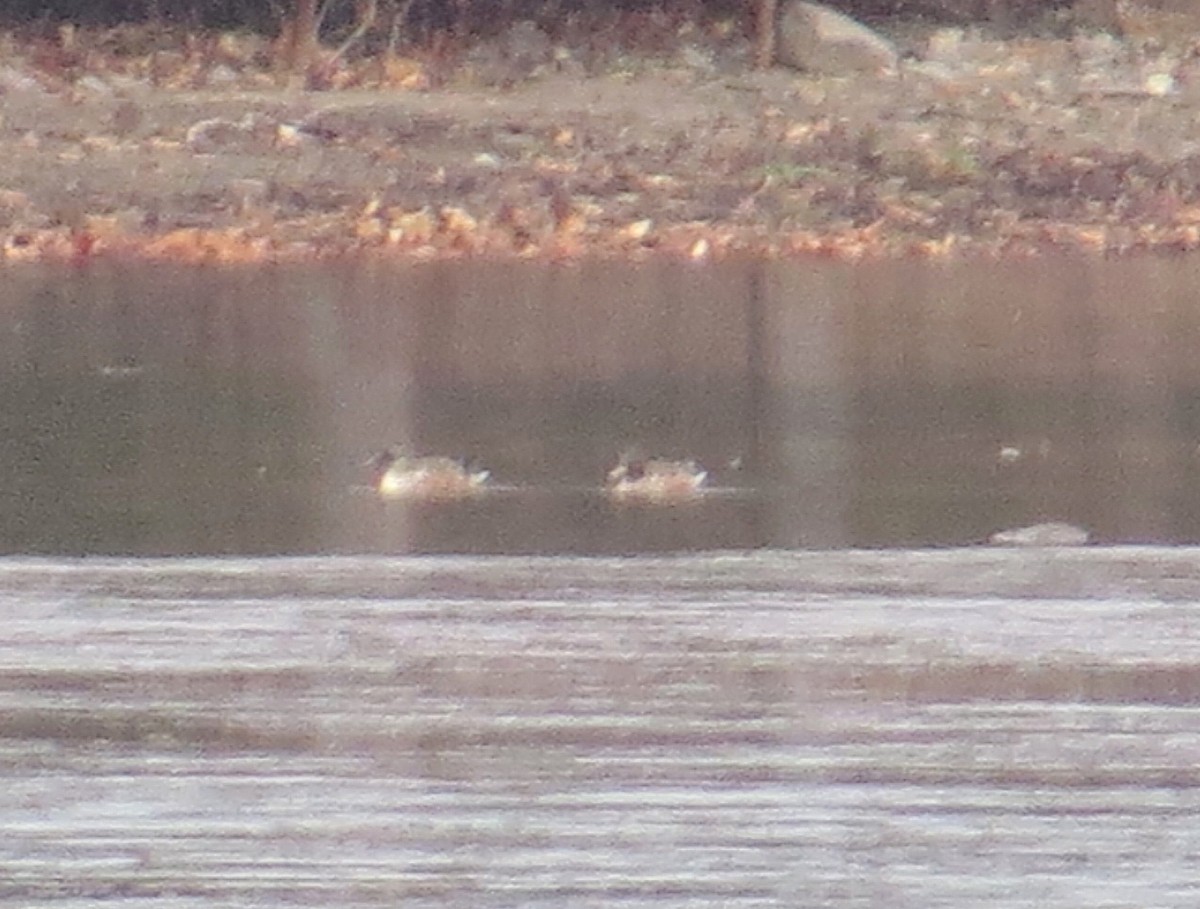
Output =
[{"x1": 4, "y1": 12, "x2": 1200, "y2": 264}]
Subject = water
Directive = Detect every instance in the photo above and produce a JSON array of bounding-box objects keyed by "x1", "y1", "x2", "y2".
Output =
[
  {"x1": 3, "y1": 255, "x2": 1200, "y2": 554},
  {"x1": 3, "y1": 257, "x2": 1200, "y2": 906},
  {"x1": 2, "y1": 552, "x2": 1199, "y2": 907}
]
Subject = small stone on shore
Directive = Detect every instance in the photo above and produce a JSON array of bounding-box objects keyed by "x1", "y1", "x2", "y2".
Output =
[{"x1": 775, "y1": 1, "x2": 899, "y2": 76}]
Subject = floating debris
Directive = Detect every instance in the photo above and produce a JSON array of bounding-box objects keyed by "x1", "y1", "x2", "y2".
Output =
[
  {"x1": 997, "y1": 445, "x2": 1023, "y2": 464},
  {"x1": 989, "y1": 522, "x2": 1090, "y2": 547}
]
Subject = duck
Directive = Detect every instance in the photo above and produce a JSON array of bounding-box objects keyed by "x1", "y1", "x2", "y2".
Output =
[
  {"x1": 368, "y1": 448, "x2": 490, "y2": 501},
  {"x1": 606, "y1": 455, "x2": 707, "y2": 504}
]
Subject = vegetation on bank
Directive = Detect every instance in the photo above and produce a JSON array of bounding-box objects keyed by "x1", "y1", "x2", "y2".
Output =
[
  {"x1": 0, "y1": 0, "x2": 1073, "y2": 73},
  {"x1": 2, "y1": 0, "x2": 1199, "y2": 264}
]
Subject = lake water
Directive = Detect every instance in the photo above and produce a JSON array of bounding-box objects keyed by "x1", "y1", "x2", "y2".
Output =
[
  {"x1": 3, "y1": 552, "x2": 1200, "y2": 907},
  {"x1": 3, "y1": 255, "x2": 1200, "y2": 554},
  {"x1": 2, "y1": 257, "x2": 1200, "y2": 906}
]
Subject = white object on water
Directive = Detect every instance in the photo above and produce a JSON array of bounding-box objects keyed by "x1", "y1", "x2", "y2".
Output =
[{"x1": 988, "y1": 522, "x2": 1090, "y2": 548}]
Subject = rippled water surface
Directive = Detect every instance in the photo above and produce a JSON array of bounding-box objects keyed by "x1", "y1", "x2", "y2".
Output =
[
  {"x1": 4, "y1": 551, "x2": 1200, "y2": 907},
  {"x1": 5, "y1": 255, "x2": 1200, "y2": 905}
]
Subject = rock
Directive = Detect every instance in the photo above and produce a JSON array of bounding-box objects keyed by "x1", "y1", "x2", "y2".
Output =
[
  {"x1": 988, "y1": 522, "x2": 1090, "y2": 547},
  {"x1": 0, "y1": 65, "x2": 45, "y2": 95},
  {"x1": 775, "y1": 1, "x2": 899, "y2": 76},
  {"x1": 75, "y1": 75, "x2": 114, "y2": 96},
  {"x1": 205, "y1": 64, "x2": 240, "y2": 87},
  {"x1": 466, "y1": 20, "x2": 555, "y2": 87},
  {"x1": 1075, "y1": 0, "x2": 1200, "y2": 48},
  {"x1": 185, "y1": 113, "x2": 276, "y2": 154}
]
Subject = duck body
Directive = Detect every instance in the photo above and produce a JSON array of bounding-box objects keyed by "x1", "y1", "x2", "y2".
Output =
[
  {"x1": 606, "y1": 457, "x2": 707, "y2": 505},
  {"x1": 370, "y1": 450, "x2": 490, "y2": 501}
]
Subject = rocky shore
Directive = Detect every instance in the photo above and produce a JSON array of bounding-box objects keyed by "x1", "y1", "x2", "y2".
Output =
[{"x1": 3, "y1": 1, "x2": 1200, "y2": 263}]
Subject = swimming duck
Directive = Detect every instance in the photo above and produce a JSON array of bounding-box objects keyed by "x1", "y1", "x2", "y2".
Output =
[
  {"x1": 368, "y1": 448, "x2": 490, "y2": 501},
  {"x1": 606, "y1": 455, "x2": 707, "y2": 504}
]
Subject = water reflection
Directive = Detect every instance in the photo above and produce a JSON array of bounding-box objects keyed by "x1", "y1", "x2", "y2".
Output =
[{"x1": 2, "y1": 255, "x2": 1200, "y2": 554}]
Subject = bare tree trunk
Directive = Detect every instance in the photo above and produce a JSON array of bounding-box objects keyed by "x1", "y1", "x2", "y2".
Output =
[
  {"x1": 279, "y1": 0, "x2": 320, "y2": 72},
  {"x1": 329, "y1": 0, "x2": 379, "y2": 66},
  {"x1": 755, "y1": 0, "x2": 777, "y2": 68}
]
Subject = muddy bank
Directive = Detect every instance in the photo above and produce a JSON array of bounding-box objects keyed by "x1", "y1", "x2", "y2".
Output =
[{"x1": 3, "y1": 12, "x2": 1200, "y2": 263}]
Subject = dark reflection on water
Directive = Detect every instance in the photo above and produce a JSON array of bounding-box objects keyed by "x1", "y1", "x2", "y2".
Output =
[{"x1": 3, "y1": 256, "x2": 1200, "y2": 554}]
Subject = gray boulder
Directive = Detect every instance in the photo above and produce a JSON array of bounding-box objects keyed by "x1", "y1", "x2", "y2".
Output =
[{"x1": 776, "y1": 1, "x2": 899, "y2": 75}]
